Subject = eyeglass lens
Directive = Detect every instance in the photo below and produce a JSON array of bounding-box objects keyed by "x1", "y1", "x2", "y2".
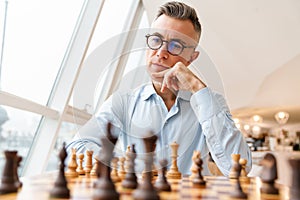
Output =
[{"x1": 147, "y1": 35, "x2": 184, "y2": 56}]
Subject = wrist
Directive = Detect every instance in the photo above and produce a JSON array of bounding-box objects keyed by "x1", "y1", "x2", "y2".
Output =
[{"x1": 191, "y1": 79, "x2": 206, "y2": 94}]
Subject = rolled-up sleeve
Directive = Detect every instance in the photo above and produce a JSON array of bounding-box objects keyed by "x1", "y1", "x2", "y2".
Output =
[
  {"x1": 190, "y1": 88, "x2": 252, "y2": 176},
  {"x1": 66, "y1": 92, "x2": 124, "y2": 156}
]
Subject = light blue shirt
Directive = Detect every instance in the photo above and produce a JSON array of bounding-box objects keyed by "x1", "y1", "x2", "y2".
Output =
[{"x1": 67, "y1": 83, "x2": 252, "y2": 176}]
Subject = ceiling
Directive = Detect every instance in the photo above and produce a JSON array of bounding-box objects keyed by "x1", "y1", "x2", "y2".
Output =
[{"x1": 142, "y1": 0, "x2": 300, "y2": 128}]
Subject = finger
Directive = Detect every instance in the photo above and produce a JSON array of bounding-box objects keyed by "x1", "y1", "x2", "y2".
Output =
[
  {"x1": 161, "y1": 75, "x2": 170, "y2": 93},
  {"x1": 161, "y1": 71, "x2": 173, "y2": 92},
  {"x1": 161, "y1": 81, "x2": 178, "y2": 93},
  {"x1": 152, "y1": 69, "x2": 169, "y2": 78},
  {"x1": 171, "y1": 78, "x2": 179, "y2": 90},
  {"x1": 161, "y1": 75, "x2": 179, "y2": 93}
]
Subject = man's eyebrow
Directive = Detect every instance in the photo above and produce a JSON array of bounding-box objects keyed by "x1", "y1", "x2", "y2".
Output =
[
  {"x1": 151, "y1": 32, "x2": 187, "y2": 44},
  {"x1": 171, "y1": 38, "x2": 187, "y2": 45},
  {"x1": 152, "y1": 32, "x2": 163, "y2": 37}
]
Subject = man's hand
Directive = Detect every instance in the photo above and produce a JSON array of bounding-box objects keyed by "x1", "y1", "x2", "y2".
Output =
[{"x1": 152, "y1": 62, "x2": 206, "y2": 94}]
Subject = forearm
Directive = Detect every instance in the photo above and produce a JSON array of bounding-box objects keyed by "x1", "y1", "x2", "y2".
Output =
[
  {"x1": 190, "y1": 88, "x2": 252, "y2": 176},
  {"x1": 203, "y1": 118, "x2": 252, "y2": 176},
  {"x1": 66, "y1": 116, "x2": 104, "y2": 155}
]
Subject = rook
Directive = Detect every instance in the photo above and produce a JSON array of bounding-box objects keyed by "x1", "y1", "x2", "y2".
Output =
[{"x1": 0, "y1": 150, "x2": 19, "y2": 194}]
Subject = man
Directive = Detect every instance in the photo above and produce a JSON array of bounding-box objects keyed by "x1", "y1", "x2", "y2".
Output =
[{"x1": 67, "y1": 1, "x2": 252, "y2": 176}]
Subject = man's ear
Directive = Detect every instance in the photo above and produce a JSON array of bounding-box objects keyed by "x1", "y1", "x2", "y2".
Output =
[{"x1": 188, "y1": 51, "x2": 200, "y2": 64}]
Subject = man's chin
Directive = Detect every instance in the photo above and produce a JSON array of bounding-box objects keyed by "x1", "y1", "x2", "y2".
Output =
[{"x1": 152, "y1": 79, "x2": 162, "y2": 84}]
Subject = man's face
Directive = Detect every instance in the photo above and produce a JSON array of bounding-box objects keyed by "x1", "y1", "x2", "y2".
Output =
[{"x1": 146, "y1": 14, "x2": 199, "y2": 84}]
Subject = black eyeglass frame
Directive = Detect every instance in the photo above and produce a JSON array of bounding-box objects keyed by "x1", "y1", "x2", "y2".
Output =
[{"x1": 145, "y1": 34, "x2": 196, "y2": 56}]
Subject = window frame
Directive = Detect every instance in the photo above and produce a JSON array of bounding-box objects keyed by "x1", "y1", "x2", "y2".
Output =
[{"x1": 22, "y1": 0, "x2": 106, "y2": 176}]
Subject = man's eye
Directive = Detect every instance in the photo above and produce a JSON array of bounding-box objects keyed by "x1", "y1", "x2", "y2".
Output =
[
  {"x1": 169, "y1": 41, "x2": 182, "y2": 49},
  {"x1": 151, "y1": 37, "x2": 161, "y2": 43}
]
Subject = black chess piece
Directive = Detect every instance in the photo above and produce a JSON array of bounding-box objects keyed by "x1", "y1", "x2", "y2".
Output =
[
  {"x1": 288, "y1": 157, "x2": 300, "y2": 200},
  {"x1": 0, "y1": 150, "x2": 19, "y2": 194},
  {"x1": 154, "y1": 159, "x2": 171, "y2": 191},
  {"x1": 133, "y1": 132, "x2": 160, "y2": 200},
  {"x1": 93, "y1": 122, "x2": 119, "y2": 200},
  {"x1": 14, "y1": 155, "x2": 22, "y2": 188},
  {"x1": 260, "y1": 153, "x2": 279, "y2": 194},
  {"x1": 192, "y1": 153, "x2": 206, "y2": 186},
  {"x1": 121, "y1": 144, "x2": 138, "y2": 189},
  {"x1": 230, "y1": 161, "x2": 247, "y2": 199},
  {"x1": 50, "y1": 142, "x2": 70, "y2": 198}
]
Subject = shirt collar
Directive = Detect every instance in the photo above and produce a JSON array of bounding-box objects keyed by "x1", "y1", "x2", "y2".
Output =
[
  {"x1": 140, "y1": 83, "x2": 157, "y2": 101},
  {"x1": 140, "y1": 82, "x2": 192, "y2": 101}
]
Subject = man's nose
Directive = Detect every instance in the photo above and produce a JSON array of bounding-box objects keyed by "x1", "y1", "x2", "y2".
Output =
[{"x1": 156, "y1": 42, "x2": 169, "y2": 59}]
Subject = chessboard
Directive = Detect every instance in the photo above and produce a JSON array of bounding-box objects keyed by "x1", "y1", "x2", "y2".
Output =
[
  {"x1": 0, "y1": 172, "x2": 291, "y2": 200},
  {"x1": 0, "y1": 124, "x2": 298, "y2": 199}
]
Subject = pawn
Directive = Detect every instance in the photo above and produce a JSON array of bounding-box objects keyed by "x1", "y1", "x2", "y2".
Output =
[
  {"x1": 192, "y1": 152, "x2": 206, "y2": 186},
  {"x1": 76, "y1": 153, "x2": 85, "y2": 175},
  {"x1": 110, "y1": 157, "x2": 121, "y2": 182},
  {"x1": 229, "y1": 154, "x2": 240, "y2": 179},
  {"x1": 154, "y1": 159, "x2": 171, "y2": 191},
  {"x1": 91, "y1": 158, "x2": 101, "y2": 178},
  {"x1": 239, "y1": 158, "x2": 250, "y2": 183},
  {"x1": 230, "y1": 161, "x2": 247, "y2": 199},
  {"x1": 65, "y1": 148, "x2": 78, "y2": 178},
  {"x1": 92, "y1": 159, "x2": 102, "y2": 188},
  {"x1": 50, "y1": 143, "x2": 70, "y2": 198},
  {"x1": 190, "y1": 150, "x2": 200, "y2": 179}
]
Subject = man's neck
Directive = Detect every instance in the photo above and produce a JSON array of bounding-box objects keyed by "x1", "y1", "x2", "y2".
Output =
[{"x1": 153, "y1": 82, "x2": 177, "y2": 111}]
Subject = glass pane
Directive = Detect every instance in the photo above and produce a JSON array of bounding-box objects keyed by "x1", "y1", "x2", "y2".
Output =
[
  {"x1": 46, "y1": 122, "x2": 80, "y2": 171},
  {"x1": 0, "y1": 0, "x2": 84, "y2": 104},
  {"x1": 70, "y1": 1, "x2": 149, "y2": 113},
  {"x1": 0, "y1": 105, "x2": 41, "y2": 174},
  {"x1": 121, "y1": 11, "x2": 150, "y2": 91},
  {"x1": 86, "y1": 0, "x2": 137, "y2": 56}
]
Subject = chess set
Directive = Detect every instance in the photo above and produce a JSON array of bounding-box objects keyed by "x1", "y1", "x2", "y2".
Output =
[{"x1": 0, "y1": 123, "x2": 299, "y2": 200}]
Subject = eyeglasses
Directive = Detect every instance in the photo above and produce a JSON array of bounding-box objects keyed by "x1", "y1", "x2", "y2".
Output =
[{"x1": 145, "y1": 34, "x2": 196, "y2": 56}]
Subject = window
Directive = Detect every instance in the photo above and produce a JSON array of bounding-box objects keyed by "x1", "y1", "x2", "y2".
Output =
[
  {"x1": 0, "y1": 105, "x2": 41, "y2": 173},
  {"x1": 0, "y1": 0, "x2": 84, "y2": 104},
  {"x1": 0, "y1": 0, "x2": 151, "y2": 176},
  {"x1": 0, "y1": 0, "x2": 85, "y2": 175}
]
